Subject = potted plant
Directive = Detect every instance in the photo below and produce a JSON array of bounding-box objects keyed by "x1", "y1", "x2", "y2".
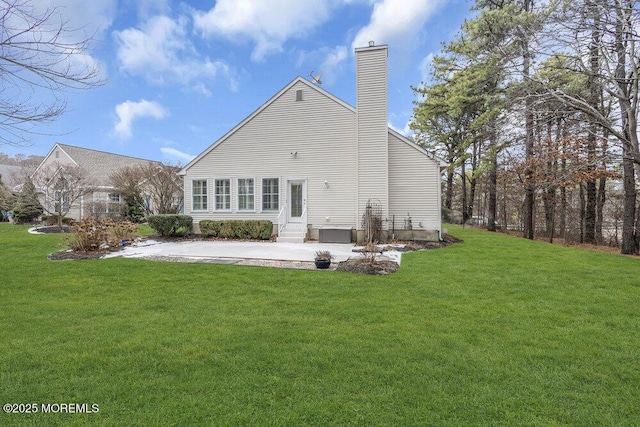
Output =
[{"x1": 314, "y1": 250, "x2": 334, "y2": 269}]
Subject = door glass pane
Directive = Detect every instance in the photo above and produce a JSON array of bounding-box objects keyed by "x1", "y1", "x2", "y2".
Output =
[{"x1": 291, "y1": 183, "x2": 302, "y2": 217}]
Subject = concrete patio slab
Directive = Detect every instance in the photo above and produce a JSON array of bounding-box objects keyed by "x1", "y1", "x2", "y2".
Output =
[{"x1": 102, "y1": 239, "x2": 385, "y2": 264}]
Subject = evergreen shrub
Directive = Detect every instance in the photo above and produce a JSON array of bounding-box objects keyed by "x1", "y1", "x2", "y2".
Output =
[
  {"x1": 199, "y1": 219, "x2": 272, "y2": 240},
  {"x1": 148, "y1": 214, "x2": 193, "y2": 237}
]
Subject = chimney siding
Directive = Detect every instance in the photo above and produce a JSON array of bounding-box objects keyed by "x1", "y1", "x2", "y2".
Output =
[{"x1": 355, "y1": 44, "x2": 389, "y2": 229}]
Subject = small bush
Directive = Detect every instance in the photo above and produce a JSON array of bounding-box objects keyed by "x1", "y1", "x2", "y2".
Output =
[
  {"x1": 42, "y1": 215, "x2": 75, "y2": 226},
  {"x1": 199, "y1": 220, "x2": 272, "y2": 240},
  {"x1": 315, "y1": 250, "x2": 333, "y2": 260},
  {"x1": 66, "y1": 218, "x2": 139, "y2": 252},
  {"x1": 148, "y1": 214, "x2": 193, "y2": 237},
  {"x1": 441, "y1": 207, "x2": 462, "y2": 224}
]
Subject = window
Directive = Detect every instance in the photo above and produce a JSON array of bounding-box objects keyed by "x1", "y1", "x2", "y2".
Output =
[
  {"x1": 53, "y1": 177, "x2": 69, "y2": 213},
  {"x1": 54, "y1": 191, "x2": 70, "y2": 213},
  {"x1": 215, "y1": 179, "x2": 230, "y2": 210},
  {"x1": 237, "y1": 178, "x2": 254, "y2": 211},
  {"x1": 108, "y1": 193, "x2": 121, "y2": 203},
  {"x1": 262, "y1": 178, "x2": 279, "y2": 211},
  {"x1": 296, "y1": 89, "x2": 303, "y2": 101},
  {"x1": 192, "y1": 180, "x2": 207, "y2": 211}
]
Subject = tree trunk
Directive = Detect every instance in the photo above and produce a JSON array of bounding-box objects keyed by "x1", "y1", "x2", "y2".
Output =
[
  {"x1": 559, "y1": 119, "x2": 567, "y2": 238},
  {"x1": 595, "y1": 129, "x2": 609, "y2": 243},
  {"x1": 446, "y1": 168, "x2": 454, "y2": 210},
  {"x1": 522, "y1": 0, "x2": 535, "y2": 240},
  {"x1": 579, "y1": 183, "x2": 585, "y2": 243},
  {"x1": 621, "y1": 156, "x2": 637, "y2": 254},
  {"x1": 584, "y1": 0, "x2": 600, "y2": 244},
  {"x1": 461, "y1": 161, "x2": 468, "y2": 224},
  {"x1": 615, "y1": 1, "x2": 639, "y2": 254},
  {"x1": 487, "y1": 127, "x2": 498, "y2": 232},
  {"x1": 595, "y1": 176, "x2": 606, "y2": 243}
]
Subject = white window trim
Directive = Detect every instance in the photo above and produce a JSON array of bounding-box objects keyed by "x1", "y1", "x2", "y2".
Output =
[
  {"x1": 261, "y1": 177, "x2": 280, "y2": 212},
  {"x1": 214, "y1": 178, "x2": 231, "y2": 211},
  {"x1": 237, "y1": 177, "x2": 255, "y2": 212},
  {"x1": 191, "y1": 179, "x2": 209, "y2": 212}
]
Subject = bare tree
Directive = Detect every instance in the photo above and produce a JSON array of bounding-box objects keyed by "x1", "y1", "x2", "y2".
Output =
[
  {"x1": 32, "y1": 163, "x2": 92, "y2": 229},
  {"x1": 0, "y1": 0, "x2": 105, "y2": 146},
  {"x1": 532, "y1": 0, "x2": 640, "y2": 253},
  {"x1": 110, "y1": 163, "x2": 183, "y2": 217},
  {"x1": 109, "y1": 165, "x2": 146, "y2": 220},
  {"x1": 141, "y1": 163, "x2": 183, "y2": 214}
]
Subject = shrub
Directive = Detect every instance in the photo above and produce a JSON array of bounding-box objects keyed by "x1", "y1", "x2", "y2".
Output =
[
  {"x1": 42, "y1": 215, "x2": 75, "y2": 226},
  {"x1": 199, "y1": 220, "x2": 272, "y2": 240},
  {"x1": 148, "y1": 214, "x2": 193, "y2": 237},
  {"x1": 65, "y1": 218, "x2": 139, "y2": 252},
  {"x1": 441, "y1": 207, "x2": 462, "y2": 224},
  {"x1": 11, "y1": 178, "x2": 43, "y2": 224},
  {"x1": 314, "y1": 250, "x2": 333, "y2": 260},
  {"x1": 11, "y1": 199, "x2": 44, "y2": 224}
]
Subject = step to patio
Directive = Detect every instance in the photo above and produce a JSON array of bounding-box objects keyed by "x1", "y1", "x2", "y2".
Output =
[{"x1": 277, "y1": 224, "x2": 305, "y2": 243}]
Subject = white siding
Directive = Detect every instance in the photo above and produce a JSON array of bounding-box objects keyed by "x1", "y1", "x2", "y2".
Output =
[
  {"x1": 355, "y1": 45, "x2": 389, "y2": 229},
  {"x1": 184, "y1": 79, "x2": 358, "y2": 230},
  {"x1": 33, "y1": 145, "x2": 82, "y2": 221},
  {"x1": 388, "y1": 132, "x2": 442, "y2": 232}
]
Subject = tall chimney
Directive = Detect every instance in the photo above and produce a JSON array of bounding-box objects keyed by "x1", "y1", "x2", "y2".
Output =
[{"x1": 355, "y1": 43, "x2": 389, "y2": 231}]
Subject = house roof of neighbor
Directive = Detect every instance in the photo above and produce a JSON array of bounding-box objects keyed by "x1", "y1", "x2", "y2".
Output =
[{"x1": 37, "y1": 144, "x2": 162, "y2": 187}]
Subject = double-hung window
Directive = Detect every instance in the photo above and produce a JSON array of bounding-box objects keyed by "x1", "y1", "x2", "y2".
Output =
[
  {"x1": 192, "y1": 179, "x2": 208, "y2": 211},
  {"x1": 262, "y1": 178, "x2": 279, "y2": 211},
  {"x1": 237, "y1": 178, "x2": 254, "y2": 211},
  {"x1": 215, "y1": 179, "x2": 230, "y2": 210}
]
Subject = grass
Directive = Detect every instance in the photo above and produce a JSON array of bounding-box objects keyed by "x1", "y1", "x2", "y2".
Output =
[{"x1": 0, "y1": 223, "x2": 638, "y2": 426}]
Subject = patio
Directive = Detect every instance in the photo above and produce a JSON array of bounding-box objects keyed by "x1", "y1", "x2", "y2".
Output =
[{"x1": 102, "y1": 239, "x2": 402, "y2": 269}]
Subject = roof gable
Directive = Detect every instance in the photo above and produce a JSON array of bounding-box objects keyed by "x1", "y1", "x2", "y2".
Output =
[
  {"x1": 179, "y1": 77, "x2": 355, "y2": 174},
  {"x1": 34, "y1": 143, "x2": 162, "y2": 187},
  {"x1": 388, "y1": 128, "x2": 448, "y2": 167}
]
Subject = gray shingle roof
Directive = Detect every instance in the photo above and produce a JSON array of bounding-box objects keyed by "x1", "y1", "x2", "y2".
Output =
[{"x1": 55, "y1": 144, "x2": 161, "y2": 187}]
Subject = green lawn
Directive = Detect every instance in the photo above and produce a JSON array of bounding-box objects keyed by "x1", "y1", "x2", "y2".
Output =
[{"x1": 1, "y1": 223, "x2": 638, "y2": 426}]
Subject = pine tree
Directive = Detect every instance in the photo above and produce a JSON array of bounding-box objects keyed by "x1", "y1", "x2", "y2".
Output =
[{"x1": 11, "y1": 178, "x2": 43, "y2": 224}]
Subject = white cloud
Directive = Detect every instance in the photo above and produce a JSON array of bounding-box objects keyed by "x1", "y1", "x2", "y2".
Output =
[
  {"x1": 389, "y1": 119, "x2": 413, "y2": 137},
  {"x1": 114, "y1": 100, "x2": 167, "y2": 139},
  {"x1": 193, "y1": 0, "x2": 336, "y2": 61},
  {"x1": 419, "y1": 53, "x2": 434, "y2": 84},
  {"x1": 319, "y1": 46, "x2": 349, "y2": 85},
  {"x1": 114, "y1": 15, "x2": 233, "y2": 90},
  {"x1": 50, "y1": 0, "x2": 117, "y2": 36},
  {"x1": 352, "y1": 0, "x2": 444, "y2": 50},
  {"x1": 160, "y1": 147, "x2": 196, "y2": 163},
  {"x1": 135, "y1": 0, "x2": 171, "y2": 19}
]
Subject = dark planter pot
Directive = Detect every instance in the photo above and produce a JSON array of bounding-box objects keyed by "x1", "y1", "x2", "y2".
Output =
[{"x1": 314, "y1": 258, "x2": 331, "y2": 269}]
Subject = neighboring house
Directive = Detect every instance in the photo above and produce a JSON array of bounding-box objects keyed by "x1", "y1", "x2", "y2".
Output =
[
  {"x1": 32, "y1": 144, "x2": 164, "y2": 221},
  {"x1": 179, "y1": 43, "x2": 446, "y2": 243}
]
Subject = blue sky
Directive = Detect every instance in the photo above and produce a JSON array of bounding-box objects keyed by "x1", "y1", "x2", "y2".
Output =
[{"x1": 3, "y1": 0, "x2": 473, "y2": 163}]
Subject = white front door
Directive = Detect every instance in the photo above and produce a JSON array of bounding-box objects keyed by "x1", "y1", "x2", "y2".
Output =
[{"x1": 288, "y1": 180, "x2": 306, "y2": 223}]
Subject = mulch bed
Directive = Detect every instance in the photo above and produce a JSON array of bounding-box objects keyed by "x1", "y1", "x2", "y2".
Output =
[
  {"x1": 335, "y1": 259, "x2": 400, "y2": 275},
  {"x1": 48, "y1": 250, "x2": 110, "y2": 261},
  {"x1": 34, "y1": 225, "x2": 72, "y2": 234},
  {"x1": 336, "y1": 234, "x2": 462, "y2": 275}
]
